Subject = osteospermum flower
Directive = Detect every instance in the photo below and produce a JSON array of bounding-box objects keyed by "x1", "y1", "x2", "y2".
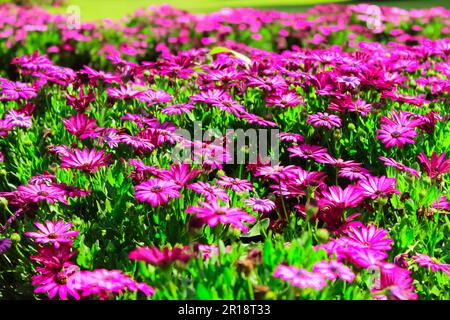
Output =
[
  {"x1": 138, "y1": 89, "x2": 172, "y2": 105},
  {"x1": 379, "y1": 156, "x2": 420, "y2": 177},
  {"x1": 417, "y1": 151, "x2": 450, "y2": 180},
  {"x1": 188, "y1": 182, "x2": 230, "y2": 202},
  {"x1": 255, "y1": 165, "x2": 299, "y2": 182},
  {"x1": 129, "y1": 246, "x2": 194, "y2": 267},
  {"x1": 371, "y1": 263, "x2": 418, "y2": 300},
  {"x1": 338, "y1": 166, "x2": 370, "y2": 181},
  {"x1": 243, "y1": 198, "x2": 276, "y2": 213},
  {"x1": 5, "y1": 109, "x2": 32, "y2": 128},
  {"x1": 186, "y1": 201, "x2": 256, "y2": 233},
  {"x1": 25, "y1": 220, "x2": 79, "y2": 249},
  {"x1": 273, "y1": 265, "x2": 327, "y2": 290},
  {"x1": 215, "y1": 176, "x2": 253, "y2": 193},
  {"x1": 162, "y1": 103, "x2": 195, "y2": 115},
  {"x1": 288, "y1": 144, "x2": 328, "y2": 161},
  {"x1": 1, "y1": 80, "x2": 37, "y2": 100},
  {"x1": 411, "y1": 253, "x2": 450, "y2": 275},
  {"x1": 0, "y1": 238, "x2": 11, "y2": 254},
  {"x1": 340, "y1": 225, "x2": 393, "y2": 252},
  {"x1": 319, "y1": 185, "x2": 364, "y2": 209},
  {"x1": 376, "y1": 124, "x2": 417, "y2": 148},
  {"x1": 75, "y1": 269, "x2": 154, "y2": 299},
  {"x1": 433, "y1": 196, "x2": 450, "y2": 211},
  {"x1": 348, "y1": 98, "x2": 372, "y2": 117},
  {"x1": 60, "y1": 148, "x2": 110, "y2": 172},
  {"x1": 17, "y1": 183, "x2": 68, "y2": 204},
  {"x1": 357, "y1": 175, "x2": 400, "y2": 199},
  {"x1": 196, "y1": 244, "x2": 220, "y2": 260},
  {"x1": 32, "y1": 263, "x2": 80, "y2": 300},
  {"x1": 336, "y1": 75, "x2": 360, "y2": 89},
  {"x1": 265, "y1": 92, "x2": 303, "y2": 108},
  {"x1": 312, "y1": 260, "x2": 355, "y2": 282},
  {"x1": 63, "y1": 113, "x2": 97, "y2": 139},
  {"x1": 134, "y1": 179, "x2": 181, "y2": 206},
  {"x1": 307, "y1": 112, "x2": 341, "y2": 129}
]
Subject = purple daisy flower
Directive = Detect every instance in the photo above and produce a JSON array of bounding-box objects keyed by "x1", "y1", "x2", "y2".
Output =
[{"x1": 307, "y1": 112, "x2": 341, "y2": 129}]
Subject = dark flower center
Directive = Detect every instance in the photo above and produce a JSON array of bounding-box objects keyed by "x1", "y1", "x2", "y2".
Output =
[
  {"x1": 56, "y1": 274, "x2": 68, "y2": 285},
  {"x1": 48, "y1": 232, "x2": 58, "y2": 239},
  {"x1": 254, "y1": 200, "x2": 264, "y2": 205},
  {"x1": 215, "y1": 209, "x2": 227, "y2": 215},
  {"x1": 304, "y1": 150, "x2": 312, "y2": 155},
  {"x1": 350, "y1": 167, "x2": 361, "y2": 172},
  {"x1": 14, "y1": 87, "x2": 23, "y2": 92},
  {"x1": 391, "y1": 131, "x2": 400, "y2": 138},
  {"x1": 319, "y1": 115, "x2": 329, "y2": 121},
  {"x1": 37, "y1": 191, "x2": 49, "y2": 196},
  {"x1": 151, "y1": 186, "x2": 162, "y2": 193}
]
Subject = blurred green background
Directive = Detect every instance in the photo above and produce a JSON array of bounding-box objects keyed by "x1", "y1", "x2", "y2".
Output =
[{"x1": 2, "y1": 0, "x2": 450, "y2": 20}]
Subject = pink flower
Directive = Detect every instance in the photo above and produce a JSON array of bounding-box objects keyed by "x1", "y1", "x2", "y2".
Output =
[
  {"x1": 17, "y1": 183, "x2": 68, "y2": 204},
  {"x1": 196, "y1": 244, "x2": 220, "y2": 260},
  {"x1": 138, "y1": 89, "x2": 172, "y2": 105},
  {"x1": 32, "y1": 263, "x2": 80, "y2": 300},
  {"x1": 319, "y1": 185, "x2": 364, "y2": 209},
  {"x1": 60, "y1": 148, "x2": 110, "y2": 172},
  {"x1": 371, "y1": 263, "x2": 418, "y2": 300},
  {"x1": 273, "y1": 265, "x2": 327, "y2": 290},
  {"x1": 433, "y1": 196, "x2": 450, "y2": 211},
  {"x1": 120, "y1": 134, "x2": 155, "y2": 151},
  {"x1": 379, "y1": 156, "x2": 420, "y2": 177},
  {"x1": 243, "y1": 198, "x2": 275, "y2": 213},
  {"x1": 307, "y1": 112, "x2": 341, "y2": 129},
  {"x1": 348, "y1": 99, "x2": 372, "y2": 116},
  {"x1": 265, "y1": 92, "x2": 303, "y2": 108},
  {"x1": 162, "y1": 103, "x2": 195, "y2": 115},
  {"x1": 340, "y1": 225, "x2": 393, "y2": 252},
  {"x1": 357, "y1": 176, "x2": 400, "y2": 199},
  {"x1": 376, "y1": 124, "x2": 417, "y2": 148},
  {"x1": 106, "y1": 86, "x2": 141, "y2": 99},
  {"x1": 188, "y1": 181, "x2": 230, "y2": 202},
  {"x1": 412, "y1": 253, "x2": 450, "y2": 275},
  {"x1": 336, "y1": 75, "x2": 360, "y2": 89},
  {"x1": 278, "y1": 132, "x2": 304, "y2": 144},
  {"x1": 255, "y1": 165, "x2": 299, "y2": 182},
  {"x1": 338, "y1": 166, "x2": 370, "y2": 181},
  {"x1": 75, "y1": 269, "x2": 154, "y2": 299},
  {"x1": 5, "y1": 109, "x2": 32, "y2": 128},
  {"x1": 186, "y1": 201, "x2": 256, "y2": 233},
  {"x1": 418, "y1": 151, "x2": 450, "y2": 179},
  {"x1": 63, "y1": 113, "x2": 97, "y2": 139},
  {"x1": 155, "y1": 162, "x2": 202, "y2": 187},
  {"x1": 1, "y1": 80, "x2": 37, "y2": 100},
  {"x1": 288, "y1": 144, "x2": 328, "y2": 160},
  {"x1": 134, "y1": 179, "x2": 181, "y2": 206},
  {"x1": 25, "y1": 220, "x2": 79, "y2": 248},
  {"x1": 312, "y1": 260, "x2": 355, "y2": 282},
  {"x1": 215, "y1": 176, "x2": 253, "y2": 193},
  {"x1": 129, "y1": 246, "x2": 194, "y2": 267}
]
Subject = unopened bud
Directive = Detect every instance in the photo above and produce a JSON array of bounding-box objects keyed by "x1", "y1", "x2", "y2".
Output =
[{"x1": 10, "y1": 233, "x2": 21, "y2": 244}]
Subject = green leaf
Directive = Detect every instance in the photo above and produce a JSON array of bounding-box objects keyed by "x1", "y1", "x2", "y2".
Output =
[
  {"x1": 240, "y1": 218, "x2": 269, "y2": 238},
  {"x1": 209, "y1": 47, "x2": 251, "y2": 66}
]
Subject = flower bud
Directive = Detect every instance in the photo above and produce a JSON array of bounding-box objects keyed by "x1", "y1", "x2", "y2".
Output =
[
  {"x1": 333, "y1": 129, "x2": 342, "y2": 140},
  {"x1": 347, "y1": 123, "x2": 356, "y2": 131},
  {"x1": 376, "y1": 196, "x2": 389, "y2": 206},
  {"x1": 316, "y1": 228, "x2": 329, "y2": 243},
  {"x1": 10, "y1": 233, "x2": 21, "y2": 244}
]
